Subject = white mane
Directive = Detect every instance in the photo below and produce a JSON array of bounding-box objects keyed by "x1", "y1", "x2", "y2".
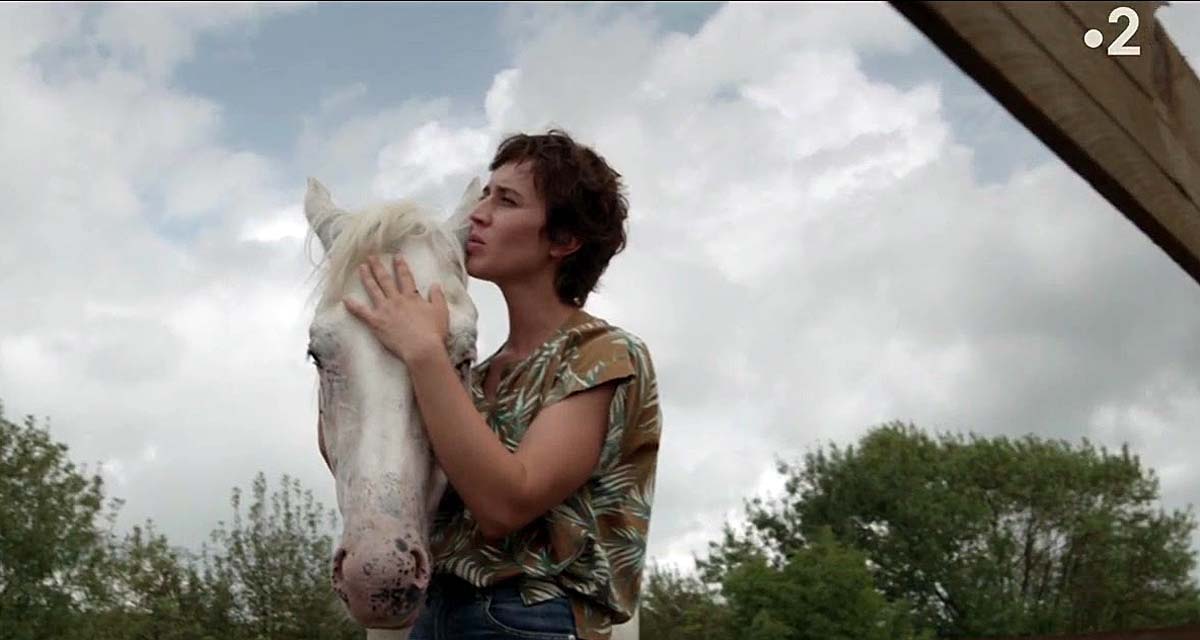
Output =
[{"x1": 305, "y1": 198, "x2": 467, "y2": 312}]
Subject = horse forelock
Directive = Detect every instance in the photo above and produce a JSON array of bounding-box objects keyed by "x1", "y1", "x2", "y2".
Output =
[{"x1": 306, "y1": 199, "x2": 466, "y2": 313}]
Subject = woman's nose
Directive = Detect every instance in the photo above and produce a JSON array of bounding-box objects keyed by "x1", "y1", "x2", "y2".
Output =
[{"x1": 468, "y1": 201, "x2": 489, "y2": 224}]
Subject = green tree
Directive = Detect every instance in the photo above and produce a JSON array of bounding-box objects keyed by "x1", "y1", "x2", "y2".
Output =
[
  {"x1": 720, "y1": 528, "x2": 926, "y2": 640},
  {"x1": 717, "y1": 421, "x2": 1200, "y2": 637},
  {"x1": 1, "y1": 399, "x2": 362, "y2": 640},
  {"x1": 78, "y1": 521, "x2": 215, "y2": 640},
  {"x1": 642, "y1": 528, "x2": 925, "y2": 640},
  {"x1": 640, "y1": 562, "x2": 734, "y2": 640},
  {"x1": 0, "y1": 404, "x2": 114, "y2": 640},
  {"x1": 202, "y1": 472, "x2": 359, "y2": 640}
]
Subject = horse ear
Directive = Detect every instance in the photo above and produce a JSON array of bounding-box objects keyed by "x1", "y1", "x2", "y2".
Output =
[
  {"x1": 443, "y1": 176, "x2": 481, "y2": 249},
  {"x1": 305, "y1": 177, "x2": 348, "y2": 251}
]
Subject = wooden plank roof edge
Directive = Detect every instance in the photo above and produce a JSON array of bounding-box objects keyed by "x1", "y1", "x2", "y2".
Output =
[{"x1": 888, "y1": 0, "x2": 1200, "y2": 286}]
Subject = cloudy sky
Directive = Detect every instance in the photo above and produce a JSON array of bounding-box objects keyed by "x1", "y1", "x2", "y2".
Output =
[{"x1": 3, "y1": 2, "x2": 1200, "y2": 574}]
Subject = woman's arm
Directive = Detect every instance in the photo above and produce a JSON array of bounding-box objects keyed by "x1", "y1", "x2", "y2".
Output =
[
  {"x1": 343, "y1": 254, "x2": 613, "y2": 540},
  {"x1": 406, "y1": 342, "x2": 613, "y2": 540}
]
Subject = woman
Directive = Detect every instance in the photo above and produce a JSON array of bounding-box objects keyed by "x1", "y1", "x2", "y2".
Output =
[{"x1": 343, "y1": 129, "x2": 662, "y2": 640}]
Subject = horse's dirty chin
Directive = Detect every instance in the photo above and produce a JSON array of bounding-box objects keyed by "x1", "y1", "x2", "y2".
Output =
[
  {"x1": 333, "y1": 546, "x2": 430, "y2": 627},
  {"x1": 332, "y1": 517, "x2": 432, "y2": 628}
]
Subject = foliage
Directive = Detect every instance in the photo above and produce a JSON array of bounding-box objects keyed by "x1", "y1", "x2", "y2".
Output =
[
  {"x1": 641, "y1": 562, "x2": 734, "y2": 640},
  {"x1": 7, "y1": 400, "x2": 1199, "y2": 640},
  {"x1": 643, "y1": 528, "x2": 926, "y2": 640},
  {"x1": 0, "y1": 400, "x2": 360, "y2": 640},
  {"x1": 719, "y1": 527, "x2": 927, "y2": 640},
  {"x1": 0, "y1": 407, "x2": 114, "y2": 640},
  {"x1": 709, "y1": 421, "x2": 1200, "y2": 637},
  {"x1": 201, "y1": 472, "x2": 357, "y2": 640}
]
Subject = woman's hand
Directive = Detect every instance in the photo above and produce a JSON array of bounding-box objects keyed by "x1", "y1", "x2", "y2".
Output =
[{"x1": 343, "y1": 254, "x2": 449, "y2": 364}]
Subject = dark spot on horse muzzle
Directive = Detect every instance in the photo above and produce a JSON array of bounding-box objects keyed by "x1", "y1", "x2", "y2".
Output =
[{"x1": 368, "y1": 584, "x2": 425, "y2": 617}]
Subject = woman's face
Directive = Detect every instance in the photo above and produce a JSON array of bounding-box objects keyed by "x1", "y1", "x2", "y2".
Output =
[{"x1": 465, "y1": 161, "x2": 559, "y2": 285}]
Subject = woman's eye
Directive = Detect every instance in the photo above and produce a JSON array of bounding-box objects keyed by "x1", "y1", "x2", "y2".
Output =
[{"x1": 503, "y1": 198, "x2": 517, "y2": 205}]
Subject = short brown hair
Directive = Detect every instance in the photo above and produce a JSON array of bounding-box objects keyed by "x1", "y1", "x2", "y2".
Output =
[{"x1": 490, "y1": 129, "x2": 628, "y2": 307}]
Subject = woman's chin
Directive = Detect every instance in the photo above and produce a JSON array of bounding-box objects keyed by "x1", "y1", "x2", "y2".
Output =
[{"x1": 465, "y1": 263, "x2": 492, "y2": 282}]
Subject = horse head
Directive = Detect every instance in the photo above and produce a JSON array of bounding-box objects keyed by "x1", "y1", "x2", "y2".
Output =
[{"x1": 303, "y1": 177, "x2": 481, "y2": 633}]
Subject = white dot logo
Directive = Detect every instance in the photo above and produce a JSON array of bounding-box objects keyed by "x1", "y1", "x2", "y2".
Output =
[{"x1": 1083, "y1": 7, "x2": 1141, "y2": 56}]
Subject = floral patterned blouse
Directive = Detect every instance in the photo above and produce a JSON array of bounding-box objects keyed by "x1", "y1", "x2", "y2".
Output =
[{"x1": 430, "y1": 308, "x2": 662, "y2": 639}]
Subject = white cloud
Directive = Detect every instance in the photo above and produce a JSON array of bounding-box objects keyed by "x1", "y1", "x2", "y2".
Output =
[
  {"x1": 293, "y1": 97, "x2": 457, "y2": 206},
  {"x1": 239, "y1": 205, "x2": 308, "y2": 243},
  {"x1": 89, "y1": 3, "x2": 308, "y2": 79},
  {"x1": 3, "y1": 1, "x2": 1200, "y2": 575},
  {"x1": 0, "y1": 4, "x2": 83, "y2": 61},
  {"x1": 373, "y1": 121, "x2": 492, "y2": 201},
  {"x1": 0, "y1": 2, "x2": 317, "y2": 546},
  {"x1": 102, "y1": 458, "x2": 130, "y2": 489},
  {"x1": 484, "y1": 68, "x2": 520, "y2": 127},
  {"x1": 1159, "y1": 2, "x2": 1200, "y2": 65}
]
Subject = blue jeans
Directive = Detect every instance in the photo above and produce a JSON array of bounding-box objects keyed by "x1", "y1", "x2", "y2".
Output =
[{"x1": 409, "y1": 574, "x2": 578, "y2": 640}]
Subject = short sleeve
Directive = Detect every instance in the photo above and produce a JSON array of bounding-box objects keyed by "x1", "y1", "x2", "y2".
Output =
[{"x1": 543, "y1": 328, "x2": 637, "y2": 407}]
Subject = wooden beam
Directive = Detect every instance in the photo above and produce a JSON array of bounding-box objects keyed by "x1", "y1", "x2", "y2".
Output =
[{"x1": 890, "y1": 1, "x2": 1200, "y2": 287}]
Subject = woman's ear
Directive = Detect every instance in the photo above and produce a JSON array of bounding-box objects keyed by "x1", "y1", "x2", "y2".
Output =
[{"x1": 549, "y1": 233, "x2": 582, "y2": 259}]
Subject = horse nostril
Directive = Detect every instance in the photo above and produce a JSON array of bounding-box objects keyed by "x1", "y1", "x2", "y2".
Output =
[
  {"x1": 411, "y1": 547, "x2": 429, "y2": 584},
  {"x1": 332, "y1": 547, "x2": 348, "y2": 582}
]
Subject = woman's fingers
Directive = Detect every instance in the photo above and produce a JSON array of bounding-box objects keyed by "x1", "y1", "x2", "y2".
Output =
[
  {"x1": 367, "y1": 255, "x2": 402, "y2": 298},
  {"x1": 350, "y1": 253, "x2": 427, "y2": 316},
  {"x1": 342, "y1": 296, "x2": 373, "y2": 325},
  {"x1": 429, "y1": 283, "x2": 447, "y2": 310},
  {"x1": 359, "y1": 263, "x2": 388, "y2": 307},
  {"x1": 394, "y1": 255, "x2": 418, "y2": 295}
]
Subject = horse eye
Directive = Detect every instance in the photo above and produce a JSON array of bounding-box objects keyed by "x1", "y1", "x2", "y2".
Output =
[{"x1": 307, "y1": 347, "x2": 322, "y2": 368}]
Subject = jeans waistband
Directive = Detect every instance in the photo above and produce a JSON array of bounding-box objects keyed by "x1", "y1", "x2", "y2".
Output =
[{"x1": 431, "y1": 572, "x2": 521, "y2": 601}]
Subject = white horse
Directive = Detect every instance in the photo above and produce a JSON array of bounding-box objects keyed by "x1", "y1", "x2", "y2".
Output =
[{"x1": 303, "y1": 177, "x2": 640, "y2": 640}]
